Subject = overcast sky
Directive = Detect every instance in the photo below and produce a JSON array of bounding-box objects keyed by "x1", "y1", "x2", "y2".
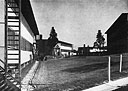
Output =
[{"x1": 30, "y1": 0, "x2": 128, "y2": 49}]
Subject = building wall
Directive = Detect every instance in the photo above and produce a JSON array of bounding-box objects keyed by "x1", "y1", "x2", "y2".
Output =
[
  {"x1": 106, "y1": 14, "x2": 128, "y2": 54},
  {"x1": 0, "y1": 1, "x2": 36, "y2": 65},
  {"x1": 107, "y1": 35, "x2": 127, "y2": 54},
  {"x1": 20, "y1": 16, "x2": 34, "y2": 64},
  {"x1": 54, "y1": 42, "x2": 73, "y2": 57},
  {"x1": 21, "y1": 50, "x2": 32, "y2": 64},
  {"x1": 78, "y1": 47, "x2": 90, "y2": 56}
]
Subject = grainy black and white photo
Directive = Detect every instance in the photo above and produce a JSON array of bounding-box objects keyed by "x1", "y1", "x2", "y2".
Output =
[{"x1": 0, "y1": 0, "x2": 128, "y2": 91}]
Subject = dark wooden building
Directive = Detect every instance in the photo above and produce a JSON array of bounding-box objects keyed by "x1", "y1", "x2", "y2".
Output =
[
  {"x1": 78, "y1": 47, "x2": 90, "y2": 56},
  {"x1": 36, "y1": 37, "x2": 73, "y2": 58},
  {"x1": 36, "y1": 38, "x2": 48, "y2": 56},
  {"x1": 105, "y1": 13, "x2": 128, "y2": 54}
]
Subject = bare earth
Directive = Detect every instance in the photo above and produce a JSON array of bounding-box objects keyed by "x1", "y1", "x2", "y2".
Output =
[{"x1": 32, "y1": 56, "x2": 128, "y2": 91}]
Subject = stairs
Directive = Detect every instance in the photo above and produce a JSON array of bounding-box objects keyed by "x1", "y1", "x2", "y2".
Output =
[
  {"x1": 0, "y1": 64, "x2": 20, "y2": 91},
  {"x1": 4, "y1": 0, "x2": 21, "y2": 90}
]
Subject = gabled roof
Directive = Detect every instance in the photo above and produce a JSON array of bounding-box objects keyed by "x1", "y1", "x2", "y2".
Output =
[
  {"x1": 14, "y1": 0, "x2": 39, "y2": 36},
  {"x1": 105, "y1": 13, "x2": 128, "y2": 34},
  {"x1": 58, "y1": 41, "x2": 73, "y2": 47},
  {"x1": 40, "y1": 39, "x2": 73, "y2": 47},
  {"x1": 54, "y1": 44, "x2": 60, "y2": 49}
]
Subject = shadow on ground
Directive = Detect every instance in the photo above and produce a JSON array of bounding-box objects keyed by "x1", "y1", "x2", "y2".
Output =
[{"x1": 61, "y1": 61, "x2": 119, "y2": 73}]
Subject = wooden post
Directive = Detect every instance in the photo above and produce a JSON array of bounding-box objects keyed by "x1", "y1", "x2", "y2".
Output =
[
  {"x1": 119, "y1": 54, "x2": 123, "y2": 72},
  {"x1": 108, "y1": 56, "x2": 111, "y2": 82},
  {"x1": 19, "y1": 0, "x2": 21, "y2": 89},
  {"x1": 4, "y1": 0, "x2": 8, "y2": 83}
]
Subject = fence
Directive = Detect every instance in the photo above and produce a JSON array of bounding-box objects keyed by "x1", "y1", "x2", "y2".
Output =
[{"x1": 105, "y1": 54, "x2": 128, "y2": 82}]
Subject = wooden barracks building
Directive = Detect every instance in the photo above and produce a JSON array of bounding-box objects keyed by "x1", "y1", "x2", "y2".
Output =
[
  {"x1": 105, "y1": 13, "x2": 128, "y2": 55},
  {"x1": 0, "y1": 0, "x2": 39, "y2": 90},
  {"x1": 36, "y1": 35, "x2": 73, "y2": 58},
  {"x1": 53, "y1": 41, "x2": 73, "y2": 57}
]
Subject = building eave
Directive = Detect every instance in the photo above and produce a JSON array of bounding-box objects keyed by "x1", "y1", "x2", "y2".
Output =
[
  {"x1": 14, "y1": 0, "x2": 39, "y2": 36},
  {"x1": 58, "y1": 41, "x2": 73, "y2": 46},
  {"x1": 105, "y1": 13, "x2": 128, "y2": 34}
]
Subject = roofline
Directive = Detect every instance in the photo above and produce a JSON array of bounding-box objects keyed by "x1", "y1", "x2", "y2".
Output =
[
  {"x1": 105, "y1": 13, "x2": 128, "y2": 34},
  {"x1": 78, "y1": 46, "x2": 107, "y2": 49},
  {"x1": 14, "y1": 0, "x2": 39, "y2": 36},
  {"x1": 37, "y1": 39, "x2": 73, "y2": 46},
  {"x1": 58, "y1": 41, "x2": 73, "y2": 46}
]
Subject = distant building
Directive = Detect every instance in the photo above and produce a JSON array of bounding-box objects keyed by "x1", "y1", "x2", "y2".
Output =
[
  {"x1": 53, "y1": 41, "x2": 73, "y2": 57},
  {"x1": 105, "y1": 13, "x2": 128, "y2": 54},
  {"x1": 78, "y1": 45, "x2": 107, "y2": 56},
  {"x1": 36, "y1": 38, "x2": 73, "y2": 58},
  {"x1": 36, "y1": 37, "x2": 48, "y2": 58},
  {"x1": 78, "y1": 46, "x2": 90, "y2": 56}
]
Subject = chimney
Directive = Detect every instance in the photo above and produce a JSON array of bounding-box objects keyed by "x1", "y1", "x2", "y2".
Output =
[
  {"x1": 83, "y1": 44, "x2": 85, "y2": 47},
  {"x1": 36, "y1": 34, "x2": 42, "y2": 40}
]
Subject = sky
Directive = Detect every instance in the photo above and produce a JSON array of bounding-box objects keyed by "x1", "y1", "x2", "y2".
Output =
[{"x1": 30, "y1": 0, "x2": 128, "y2": 49}]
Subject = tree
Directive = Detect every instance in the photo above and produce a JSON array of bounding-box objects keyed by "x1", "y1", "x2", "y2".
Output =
[
  {"x1": 47, "y1": 27, "x2": 58, "y2": 49},
  {"x1": 93, "y1": 30, "x2": 105, "y2": 48},
  {"x1": 93, "y1": 41, "x2": 99, "y2": 48}
]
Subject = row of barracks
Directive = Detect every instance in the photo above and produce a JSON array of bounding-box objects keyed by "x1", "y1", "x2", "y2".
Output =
[{"x1": 77, "y1": 13, "x2": 128, "y2": 56}]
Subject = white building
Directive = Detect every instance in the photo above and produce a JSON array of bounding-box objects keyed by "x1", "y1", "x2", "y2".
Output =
[
  {"x1": 0, "y1": 0, "x2": 40, "y2": 90},
  {"x1": 0, "y1": 0, "x2": 39, "y2": 69},
  {"x1": 53, "y1": 41, "x2": 73, "y2": 57}
]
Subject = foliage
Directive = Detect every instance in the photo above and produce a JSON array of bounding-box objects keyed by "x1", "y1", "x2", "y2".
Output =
[
  {"x1": 47, "y1": 27, "x2": 58, "y2": 49},
  {"x1": 93, "y1": 30, "x2": 105, "y2": 48}
]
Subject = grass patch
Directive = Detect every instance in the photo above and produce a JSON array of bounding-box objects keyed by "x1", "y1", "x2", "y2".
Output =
[{"x1": 32, "y1": 56, "x2": 128, "y2": 91}]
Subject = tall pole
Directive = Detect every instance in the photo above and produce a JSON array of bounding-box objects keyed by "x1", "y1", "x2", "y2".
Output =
[
  {"x1": 119, "y1": 54, "x2": 123, "y2": 72},
  {"x1": 4, "y1": 0, "x2": 8, "y2": 82},
  {"x1": 19, "y1": 0, "x2": 21, "y2": 89},
  {"x1": 108, "y1": 56, "x2": 111, "y2": 82}
]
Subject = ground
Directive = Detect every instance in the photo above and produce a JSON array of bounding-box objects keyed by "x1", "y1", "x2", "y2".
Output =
[
  {"x1": 21, "y1": 61, "x2": 35, "y2": 80},
  {"x1": 32, "y1": 56, "x2": 128, "y2": 91}
]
